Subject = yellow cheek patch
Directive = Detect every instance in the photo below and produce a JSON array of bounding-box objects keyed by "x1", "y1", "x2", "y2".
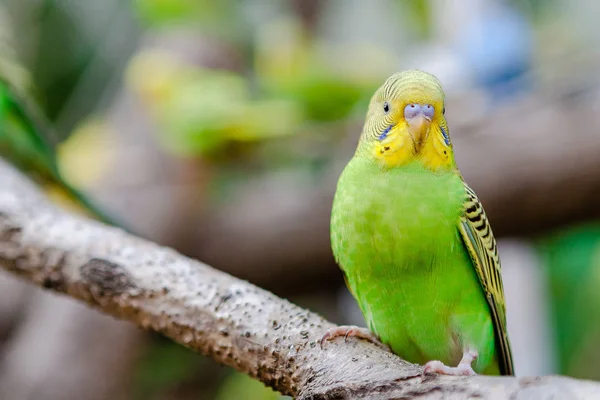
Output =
[
  {"x1": 372, "y1": 130, "x2": 415, "y2": 168},
  {"x1": 372, "y1": 124, "x2": 455, "y2": 171},
  {"x1": 418, "y1": 126, "x2": 454, "y2": 171}
]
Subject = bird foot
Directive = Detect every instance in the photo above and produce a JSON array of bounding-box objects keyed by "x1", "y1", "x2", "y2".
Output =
[
  {"x1": 423, "y1": 350, "x2": 478, "y2": 376},
  {"x1": 320, "y1": 325, "x2": 391, "y2": 351}
]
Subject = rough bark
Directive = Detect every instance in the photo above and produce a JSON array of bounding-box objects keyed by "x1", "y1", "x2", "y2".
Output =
[{"x1": 0, "y1": 162, "x2": 599, "y2": 398}]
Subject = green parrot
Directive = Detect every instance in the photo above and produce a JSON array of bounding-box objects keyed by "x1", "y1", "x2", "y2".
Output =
[
  {"x1": 0, "y1": 78, "x2": 120, "y2": 226},
  {"x1": 323, "y1": 70, "x2": 514, "y2": 376}
]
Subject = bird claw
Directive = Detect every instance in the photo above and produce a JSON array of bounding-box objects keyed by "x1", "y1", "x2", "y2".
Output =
[
  {"x1": 320, "y1": 325, "x2": 391, "y2": 351},
  {"x1": 422, "y1": 350, "x2": 478, "y2": 376}
]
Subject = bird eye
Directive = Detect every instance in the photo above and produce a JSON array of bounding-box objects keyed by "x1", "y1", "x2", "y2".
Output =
[
  {"x1": 422, "y1": 104, "x2": 435, "y2": 119},
  {"x1": 383, "y1": 101, "x2": 390, "y2": 114},
  {"x1": 442, "y1": 107, "x2": 446, "y2": 115}
]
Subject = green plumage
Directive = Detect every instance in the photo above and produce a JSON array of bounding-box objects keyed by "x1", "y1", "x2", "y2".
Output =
[{"x1": 330, "y1": 70, "x2": 513, "y2": 376}]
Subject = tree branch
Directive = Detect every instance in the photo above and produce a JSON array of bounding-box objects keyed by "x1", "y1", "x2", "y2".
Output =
[{"x1": 0, "y1": 160, "x2": 597, "y2": 399}]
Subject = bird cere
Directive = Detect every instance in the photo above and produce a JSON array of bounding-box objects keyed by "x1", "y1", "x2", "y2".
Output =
[{"x1": 324, "y1": 70, "x2": 514, "y2": 376}]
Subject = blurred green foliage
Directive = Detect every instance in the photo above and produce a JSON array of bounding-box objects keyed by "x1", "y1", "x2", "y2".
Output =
[
  {"x1": 134, "y1": 338, "x2": 202, "y2": 400},
  {"x1": 125, "y1": 9, "x2": 383, "y2": 172},
  {"x1": 126, "y1": 53, "x2": 303, "y2": 158},
  {"x1": 215, "y1": 372, "x2": 286, "y2": 400},
  {"x1": 134, "y1": 0, "x2": 247, "y2": 42},
  {"x1": 4, "y1": 0, "x2": 139, "y2": 132},
  {"x1": 396, "y1": 0, "x2": 432, "y2": 40},
  {"x1": 538, "y1": 224, "x2": 600, "y2": 380},
  {"x1": 508, "y1": 0, "x2": 559, "y2": 21}
]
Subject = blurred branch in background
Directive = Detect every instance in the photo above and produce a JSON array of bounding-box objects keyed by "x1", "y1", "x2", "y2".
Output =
[
  {"x1": 186, "y1": 84, "x2": 600, "y2": 291},
  {"x1": 0, "y1": 160, "x2": 599, "y2": 400}
]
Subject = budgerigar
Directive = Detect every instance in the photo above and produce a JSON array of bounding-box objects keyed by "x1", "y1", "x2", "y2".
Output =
[{"x1": 323, "y1": 70, "x2": 513, "y2": 376}]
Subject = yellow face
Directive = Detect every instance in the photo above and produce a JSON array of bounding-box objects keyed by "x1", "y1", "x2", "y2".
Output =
[{"x1": 358, "y1": 70, "x2": 455, "y2": 171}]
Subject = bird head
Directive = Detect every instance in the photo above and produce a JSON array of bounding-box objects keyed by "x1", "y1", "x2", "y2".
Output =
[{"x1": 357, "y1": 70, "x2": 455, "y2": 171}]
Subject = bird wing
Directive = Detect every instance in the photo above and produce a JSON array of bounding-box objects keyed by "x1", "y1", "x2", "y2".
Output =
[{"x1": 458, "y1": 183, "x2": 514, "y2": 375}]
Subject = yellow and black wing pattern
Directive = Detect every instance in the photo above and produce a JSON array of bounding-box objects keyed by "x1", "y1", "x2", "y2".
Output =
[{"x1": 458, "y1": 183, "x2": 514, "y2": 376}]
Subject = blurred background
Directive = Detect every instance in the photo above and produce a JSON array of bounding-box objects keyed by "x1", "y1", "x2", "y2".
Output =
[{"x1": 1, "y1": 0, "x2": 600, "y2": 398}]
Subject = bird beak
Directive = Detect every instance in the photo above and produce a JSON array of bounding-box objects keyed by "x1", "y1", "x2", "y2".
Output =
[{"x1": 406, "y1": 114, "x2": 431, "y2": 152}]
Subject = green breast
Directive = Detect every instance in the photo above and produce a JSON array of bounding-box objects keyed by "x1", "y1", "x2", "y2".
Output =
[
  {"x1": 331, "y1": 157, "x2": 466, "y2": 275},
  {"x1": 331, "y1": 157, "x2": 498, "y2": 373}
]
